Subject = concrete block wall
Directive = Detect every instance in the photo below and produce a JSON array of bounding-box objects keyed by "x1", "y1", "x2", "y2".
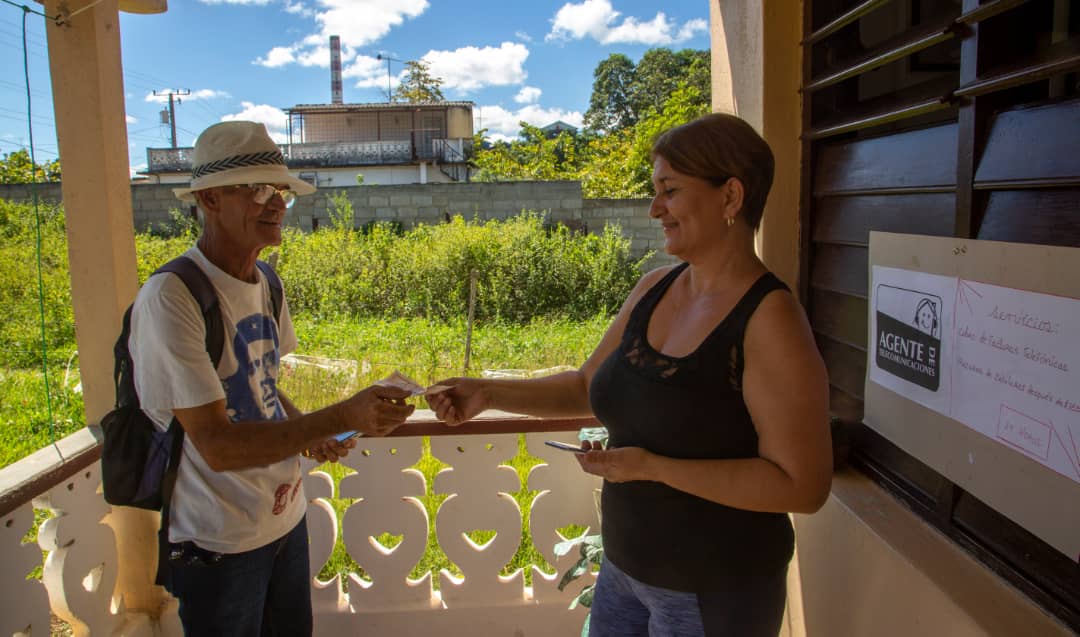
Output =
[
  {"x1": 1, "y1": 181, "x2": 677, "y2": 268},
  {"x1": 0, "y1": 182, "x2": 63, "y2": 205}
]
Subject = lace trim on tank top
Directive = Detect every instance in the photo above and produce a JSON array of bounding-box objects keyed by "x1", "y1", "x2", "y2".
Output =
[
  {"x1": 623, "y1": 333, "x2": 741, "y2": 389},
  {"x1": 623, "y1": 334, "x2": 683, "y2": 379},
  {"x1": 621, "y1": 265, "x2": 784, "y2": 389}
]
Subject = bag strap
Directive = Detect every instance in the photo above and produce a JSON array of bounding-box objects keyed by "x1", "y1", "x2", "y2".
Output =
[
  {"x1": 256, "y1": 259, "x2": 283, "y2": 323},
  {"x1": 113, "y1": 305, "x2": 138, "y2": 409},
  {"x1": 156, "y1": 256, "x2": 224, "y2": 367},
  {"x1": 151, "y1": 256, "x2": 223, "y2": 579}
]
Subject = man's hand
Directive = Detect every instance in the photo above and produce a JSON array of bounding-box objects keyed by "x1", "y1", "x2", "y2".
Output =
[
  {"x1": 303, "y1": 436, "x2": 357, "y2": 463},
  {"x1": 339, "y1": 384, "x2": 415, "y2": 437},
  {"x1": 425, "y1": 378, "x2": 488, "y2": 426}
]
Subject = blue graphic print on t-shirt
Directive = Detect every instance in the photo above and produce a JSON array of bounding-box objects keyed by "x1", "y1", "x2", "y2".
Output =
[{"x1": 222, "y1": 313, "x2": 285, "y2": 422}]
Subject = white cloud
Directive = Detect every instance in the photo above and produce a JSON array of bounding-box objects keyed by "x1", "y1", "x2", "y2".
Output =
[
  {"x1": 296, "y1": 44, "x2": 330, "y2": 67},
  {"x1": 514, "y1": 86, "x2": 541, "y2": 104},
  {"x1": 283, "y1": 1, "x2": 312, "y2": 16},
  {"x1": 546, "y1": 0, "x2": 617, "y2": 42},
  {"x1": 514, "y1": 30, "x2": 533, "y2": 42},
  {"x1": 476, "y1": 104, "x2": 583, "y2": 139},
  {"x1": 144, "y1": 89, "x2": 229, "y2": 103},
  {"x1": 676, "y1": 18, "x2": 708, "y2": 42},
  {"x1": 343, "y1": 54, "x2": 400, "y2": 94},
  {"x1": 220, "y1": 102, "x2": 289, "y2": 142},
  {"x1": 130, "y1": 163, "x2": 148, "y2": 178},
  {"x1": 343, "y1": 43, "x2": 530, "y2": 96},
  {"x1": 255, "y1": 0, "x2": 428, "y2": 69},
  {"x1": 422, "y1": 42, "x2": 529, "y2": 93},
  {"x1": 546, "y1": 0, "x2": 705, "y2": 45},
  {"x1": 604, "y1": 14, "x2": 675, "y2": 45},
  {"x1": 197, "y1": 0, "x2": 271, "y2": 4},
  {"x1": 258, "y1": 46, "x2": 296, "y2": 68},
  {"x1": 126, "y1": 115, "x2": 137, "y2": 124}
]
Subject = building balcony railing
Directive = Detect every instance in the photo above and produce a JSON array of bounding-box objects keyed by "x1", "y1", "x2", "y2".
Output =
[
  {"x1": 145, "y1": 138, "x2": 472, "y2": 175},
  {"x1": 0, "y1": 412, "x2": 599, "y2": 636}
]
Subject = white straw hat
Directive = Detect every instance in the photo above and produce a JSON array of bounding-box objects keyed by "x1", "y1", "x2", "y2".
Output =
[{"x1": 173, "y1": 121, "x2": 316, "y2": 201}]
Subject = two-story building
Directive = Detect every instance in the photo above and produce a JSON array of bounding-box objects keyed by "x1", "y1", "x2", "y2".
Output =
[{"x1": 138, "y1": 101, "x2": 474, "y2": 187}]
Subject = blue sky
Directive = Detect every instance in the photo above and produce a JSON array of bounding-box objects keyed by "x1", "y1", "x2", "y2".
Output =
[{"x1": 0, "y1": 0, "x2": 710, "y2": 177}]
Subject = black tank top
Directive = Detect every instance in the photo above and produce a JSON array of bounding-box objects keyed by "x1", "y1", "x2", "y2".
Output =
[{"x1": 588, "y1": 263, "x2": 794, "y2": 591}]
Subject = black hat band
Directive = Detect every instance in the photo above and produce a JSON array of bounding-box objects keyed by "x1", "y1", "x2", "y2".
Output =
[{"x1": 191, "y1": 150, "x2": 286, "y2": 180}]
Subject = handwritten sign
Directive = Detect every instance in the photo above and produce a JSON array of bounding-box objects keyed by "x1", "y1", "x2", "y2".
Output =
[{"x1": 870, "y1": 266, "x2": 1080, "y2": 484}]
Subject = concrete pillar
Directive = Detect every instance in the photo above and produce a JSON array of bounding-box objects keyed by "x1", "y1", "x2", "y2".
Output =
[
  {"x1": 710, "y1": 5, "x2": 807, "y2": 635},
  {"x1": 43, "y1": 0, "x2": 166, "y2": 616},
  {"x1": 710, "y1": 0, "x2": 803, "y2": 294}
]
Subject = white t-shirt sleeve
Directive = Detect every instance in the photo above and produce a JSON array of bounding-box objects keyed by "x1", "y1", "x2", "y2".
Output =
[
  {"x1": 130, "y1": 273, "x2": 226, "y2": 412},
  {"x1": 277, "y1": 290, "x2": 298, "y2": 358}
]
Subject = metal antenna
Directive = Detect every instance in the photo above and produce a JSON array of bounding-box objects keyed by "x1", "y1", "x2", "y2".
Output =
[{"x1": 375, "y1": 53, "x2": 402, "y2": 102}]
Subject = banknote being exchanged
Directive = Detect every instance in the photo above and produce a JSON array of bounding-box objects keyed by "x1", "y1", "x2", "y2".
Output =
[{"x1": 331, "y1": 371, "x2": 452, "y2": 443}]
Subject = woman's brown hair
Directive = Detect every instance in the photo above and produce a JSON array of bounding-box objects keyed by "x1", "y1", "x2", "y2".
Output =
[{"x1": 651, "y1": 113, "x2": 775, "y2": 230}]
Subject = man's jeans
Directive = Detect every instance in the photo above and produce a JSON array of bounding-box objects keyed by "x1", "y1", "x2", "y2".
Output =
[{"x1": 164, "y1": 516, "x2": 313, "y2": 637}]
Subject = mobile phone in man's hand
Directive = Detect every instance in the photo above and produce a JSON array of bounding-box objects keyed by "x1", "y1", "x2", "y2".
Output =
[{"x1": 334, "y1": 430, "x2": 360, "y2": 443}]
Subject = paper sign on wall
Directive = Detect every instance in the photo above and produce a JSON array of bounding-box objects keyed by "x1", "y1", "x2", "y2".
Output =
[{"x1": 870, "y1": 266, "x2": 1080, "y2": 484}]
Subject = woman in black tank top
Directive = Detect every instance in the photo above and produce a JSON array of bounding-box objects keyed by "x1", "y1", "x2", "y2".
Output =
[{"x1": 427, "y1": 114, "x2": 832, "y2": 637}]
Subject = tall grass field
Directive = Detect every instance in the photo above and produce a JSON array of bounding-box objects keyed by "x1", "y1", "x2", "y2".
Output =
[{"x1": 0, "y1": 196, "x2": 645, "y2": 587}]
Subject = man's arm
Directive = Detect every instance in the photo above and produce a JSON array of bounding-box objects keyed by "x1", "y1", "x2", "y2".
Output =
[
  {"x1": 278, "y1": 390, "x2": 357, "y2": 463},
  {"x1": 173, "y1": 384, "x2": 413, "y2": 472},
  {"x1": 278, "y1": 390, "x2": 303, "y2": 419}
]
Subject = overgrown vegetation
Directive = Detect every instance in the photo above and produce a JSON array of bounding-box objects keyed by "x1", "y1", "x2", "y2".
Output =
[
  {"x1": 278, "y1": 212, "x2": 643, "y2": 322},
  {"x1": 0, "y1": 149, "x2": 61, "y2": 183},
  {"x1": 2, "y1": 196, "x2": 636, "y2": 590},
  {"x1": 0, "y1": 195, "x2": 640, "y2": 468},
  {"x1": 471, "y1": 47, "x2": 711, "y2": 198}
]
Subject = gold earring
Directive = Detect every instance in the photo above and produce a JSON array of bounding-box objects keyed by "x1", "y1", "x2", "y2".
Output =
[{"x1": 726, "y1": 217, "x2": 735, "y2": 227}]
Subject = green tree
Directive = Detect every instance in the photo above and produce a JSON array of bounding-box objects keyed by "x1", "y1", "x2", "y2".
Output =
[
  {"x1": 472, "y1": 123, "x2": 582, "y2": 182},
  {"x1": 393, "y1": 60, "x2": 445, "y2": 103},
  {"x1": 678, "y1": 49, "x2": 712, "y2": 105},
  {"x1": 0, "y1": 149, "x2": 61, "y2": 183},
  {"x1": 630, "y1": 49, "x2": 710, "y2": 120},
  {"x1": 584, "y1": 48, "x2": 710, "y2": 135},
  {"x1": 583, "y1": 53, "x2": 637, "y2": 133},
  {"x1": 578, "y1": 129, "x2": 646, "y2": 199},
  {"x1": 472, "y1": 50, "x2": 711, "y2": 197},
  {"x1": 626, "y1": 82, "x2": 711, "y2": 192}
]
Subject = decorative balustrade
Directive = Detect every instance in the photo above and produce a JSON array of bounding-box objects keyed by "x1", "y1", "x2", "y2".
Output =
[{"x1": 0, "y1": 413, "x2": 601, "y2": 636}]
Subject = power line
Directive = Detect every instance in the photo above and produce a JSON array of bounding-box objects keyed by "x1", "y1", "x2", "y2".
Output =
[
  {"x1": 0, "y1": 77, "x2": 51, "y2": 99},
  {"x1": 0, "y1": 140, "x2": 58, "y2": 157}
]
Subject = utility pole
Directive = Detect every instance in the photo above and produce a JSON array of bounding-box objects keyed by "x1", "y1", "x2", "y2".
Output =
[
  {"x1": 153, "y1": 89, "x2": 190, "y2": 148},
  {"x1": 376, "y1": 53, "x2": 401, "y2": 102}
]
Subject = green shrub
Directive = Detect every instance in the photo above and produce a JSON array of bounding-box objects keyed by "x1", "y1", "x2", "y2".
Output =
[
  {"x1": 279, "y1": 212, "x2": 647, "y2": 322},
  {"x1": 0, "y1": 200, "x2": 645, "y2": 467},
  {"x1": 0, "y1": 200, "x2": 76, "y2": 368}
]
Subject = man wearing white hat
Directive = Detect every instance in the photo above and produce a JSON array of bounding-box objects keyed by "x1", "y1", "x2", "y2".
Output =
[{"x1": 129, "y1": 121, "x2": 414, "y2": 635}]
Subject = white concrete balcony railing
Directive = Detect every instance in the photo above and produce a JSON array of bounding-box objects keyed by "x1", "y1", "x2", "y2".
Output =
[
  {"x1": 283, "y1": 140, "x2": 413, "y2": 166},
  {"x1": 145, "y1": 138, "x2": 472, "y2": 174},
  {"x1": 0, "y1": 412, "x2": 601, "y2": 636}
]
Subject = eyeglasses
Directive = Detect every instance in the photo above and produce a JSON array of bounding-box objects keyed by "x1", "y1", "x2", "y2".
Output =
[{"x1": 228, "y1": 184, "x2": 296, "y2": 209}]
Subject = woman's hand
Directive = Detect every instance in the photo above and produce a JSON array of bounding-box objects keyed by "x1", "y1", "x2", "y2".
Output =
[
  {"x1": 425, "y1": 377, "x2": 489, "y2": 426},
  {"x1": 575, "y1": 442, "x2": 654, "y2": 483}
]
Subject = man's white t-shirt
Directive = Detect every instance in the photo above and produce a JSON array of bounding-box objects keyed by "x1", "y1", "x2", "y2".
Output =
[{"x1": 129, "y1": 246, "x2": 305, "y2": 554}]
